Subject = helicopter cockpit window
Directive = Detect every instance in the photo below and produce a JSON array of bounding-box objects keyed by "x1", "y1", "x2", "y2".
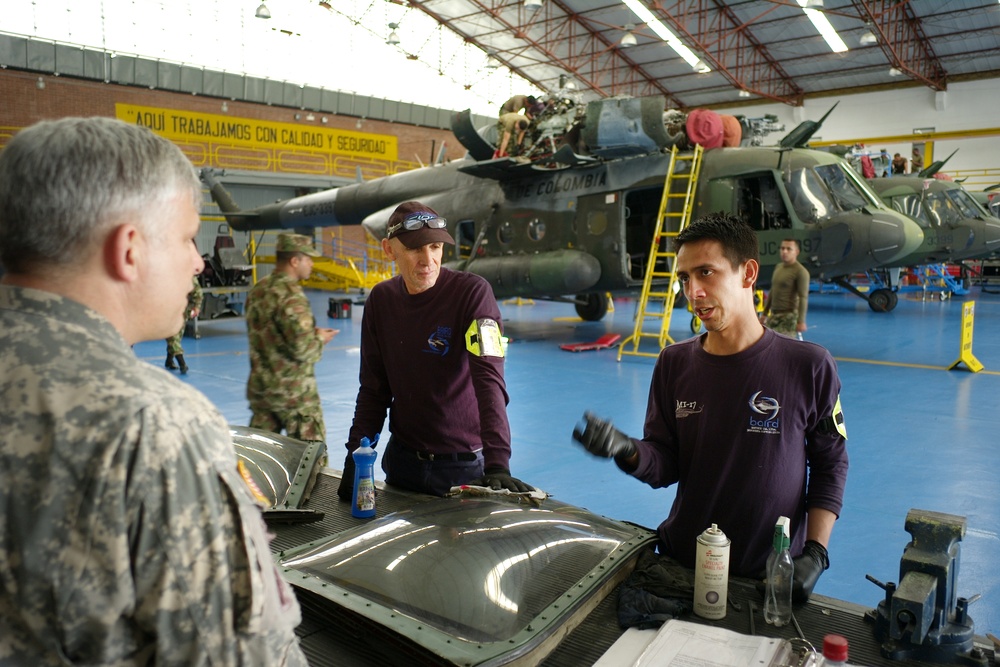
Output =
[
  {"x1": 786, "y1": 167, "x2": 836, "y2": 223},
  {"x1": 892, "y1": 196, "x2": 933, "y2": 227},
  {"x1": 497, "y1": 220, "x2": 515, "y2": 245},
  {"x1": 813, "y1": 164, "x2": 871, "y2": 213},
  {"x1": 944, "y1": 189, "x2": 983, "y2": 219},
  {"x1": 528, "y1": 218, "x2": 546, "y2": 241},
  {"x1": 925, "y1": 191, "x2": 962, "y2": 227}
]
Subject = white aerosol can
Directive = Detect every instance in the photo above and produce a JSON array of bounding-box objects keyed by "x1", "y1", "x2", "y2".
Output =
[{"x1": 694, "y1": 523, "x2": 731, "y2": 620}]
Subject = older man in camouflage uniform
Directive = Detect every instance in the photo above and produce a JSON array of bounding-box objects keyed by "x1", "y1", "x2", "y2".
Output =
[
  {"x1": 0, "y1": 117, "x2": 307, "y2": 666},
  {"x1": 246, "y1": 233, "x2": 337, "y2": 441}
]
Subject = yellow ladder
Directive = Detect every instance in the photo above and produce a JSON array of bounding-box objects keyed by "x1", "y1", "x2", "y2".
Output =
[{"x1": 618, "y1": 145, "x2": 704, "y2": 360}]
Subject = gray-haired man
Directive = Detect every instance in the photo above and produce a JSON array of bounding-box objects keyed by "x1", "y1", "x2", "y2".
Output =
[{"x1": 0, "y1": 117, "x2": 306, "y2": 665}]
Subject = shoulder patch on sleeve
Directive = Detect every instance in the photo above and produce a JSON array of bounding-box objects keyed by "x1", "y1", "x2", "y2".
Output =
[
  {"x1": 817, "y1": 394, "x2": 847, "y2": 440},
  {"x1": 465, "y1": 318, "x2": 505, "y2": 358}
]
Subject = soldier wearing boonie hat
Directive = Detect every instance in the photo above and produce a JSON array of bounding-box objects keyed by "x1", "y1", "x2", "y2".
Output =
[{"x1": 339, "y1": 200, "x2": 536, "y2": 500}]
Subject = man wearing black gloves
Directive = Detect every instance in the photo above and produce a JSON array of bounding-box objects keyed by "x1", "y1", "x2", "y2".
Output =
[
  {"x1": 573, "y1": 213, "x2": 847, "y2": 602},
  {"x1": 338, "y1": 201, "x2": 533, "y2": 499}
]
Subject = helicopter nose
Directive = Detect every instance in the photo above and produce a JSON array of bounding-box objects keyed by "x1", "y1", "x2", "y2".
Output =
[
  {"x1": 983, "y1": 218, "x2": 1000, "y2": 255},
  {"x1": 950, "y1": 223, "x2": 976, "y2": 259},
  {"x1": 869, "y1": 214, "x2": 923, "y2": 265}
]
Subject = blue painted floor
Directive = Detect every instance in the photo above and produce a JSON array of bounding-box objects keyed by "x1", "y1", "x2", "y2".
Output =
[{"x1": 134, "y1": 285, "x2": 1000, "y2": 637}]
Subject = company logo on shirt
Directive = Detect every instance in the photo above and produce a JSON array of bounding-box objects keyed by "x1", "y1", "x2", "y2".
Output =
[
  {"x1": 747, "y1": 390, "x2": 781, "y2": 434},
  {"x1": 675, "y1": 400, "x2": 703, "y2": 418},
  {"x1": 425, "y1": 326, "x2": 452, "y2": 355}
]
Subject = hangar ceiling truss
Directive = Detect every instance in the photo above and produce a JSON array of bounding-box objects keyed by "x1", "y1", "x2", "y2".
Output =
[{"x1": 402, "y1": 0, "x2": 1000, "y2": 108}]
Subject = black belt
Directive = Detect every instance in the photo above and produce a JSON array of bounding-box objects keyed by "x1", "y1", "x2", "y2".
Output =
[{"x1": 408, "y1": 449, "x2": 481, "y2": 462}]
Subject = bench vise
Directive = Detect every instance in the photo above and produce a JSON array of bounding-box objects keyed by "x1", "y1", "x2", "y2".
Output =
[{"x1": 866, "y1": 508, "x2": 987, "y2": 665}]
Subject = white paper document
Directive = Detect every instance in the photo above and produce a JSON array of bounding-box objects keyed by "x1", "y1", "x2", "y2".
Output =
[{"x1": 634, "y1": 619, "x2": 788, "y2": 667}]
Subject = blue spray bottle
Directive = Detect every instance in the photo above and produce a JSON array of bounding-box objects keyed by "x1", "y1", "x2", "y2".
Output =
[{"x1": 351, "y1": 434, "x2": 378, "y2": 519}]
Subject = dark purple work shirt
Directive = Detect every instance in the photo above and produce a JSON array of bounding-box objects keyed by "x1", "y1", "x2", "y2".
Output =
[
  {"x1": 628, "y1": 328, "x2": 848, "y2": 576},
  {"x1": 347, "y1": 268, "x2": 512, "y2": 471}
]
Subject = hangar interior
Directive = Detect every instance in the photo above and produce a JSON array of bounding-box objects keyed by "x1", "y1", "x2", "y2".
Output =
[{"x1": 3, "y1": 0, "x2": 1000, "y2": 661}]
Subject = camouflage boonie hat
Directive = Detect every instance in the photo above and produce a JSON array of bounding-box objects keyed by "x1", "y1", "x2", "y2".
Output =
[{"x1": 276, "y1": 233, "x2": 320, "y2": 257}]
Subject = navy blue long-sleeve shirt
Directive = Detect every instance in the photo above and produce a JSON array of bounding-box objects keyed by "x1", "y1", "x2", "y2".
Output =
[
  {"x1": 628, "y1": 328, "x2": 848, "y2": 577},
  {"x1": 347, "y1": 269, "x2": 512, "y2": 471}
]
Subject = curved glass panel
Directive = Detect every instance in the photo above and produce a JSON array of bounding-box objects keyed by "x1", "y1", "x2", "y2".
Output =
[
  {"x1": 231, "y1": 426, "x2": 324, "y2": 509},
  {"x1": 891, "y1": 195, "x2": 933, "y2": 227},
  {"x1": 786, "y1": 167, "x2": 836, "y2": 223},
  {"x1": 943, "y1": 188, "x2": 984, "y2": 219},
  {"x1": 282, "y1": 498, "x2": 642, "y2": 643},
  {"x1": 925, "y1": 191, "x2": 964, "y2": 227}
]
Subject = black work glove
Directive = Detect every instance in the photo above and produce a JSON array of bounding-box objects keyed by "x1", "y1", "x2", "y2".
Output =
[
  {"x1": 471, "y1": 469, "x2": 535, "y2": 493},
  {"x1": 572, "y1": 411, "x2": 636, "y2": 461},
  {"x1": 336, "y1": 453, "x2": 356, "y2": 502},
  {"x1": 792, "y1": 540, "x2": 829, "y2": 602}
]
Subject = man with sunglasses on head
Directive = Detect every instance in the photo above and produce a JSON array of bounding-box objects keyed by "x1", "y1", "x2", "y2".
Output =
[{"x1": 338, "y1": 201, "x2": 534, "y2": 499}]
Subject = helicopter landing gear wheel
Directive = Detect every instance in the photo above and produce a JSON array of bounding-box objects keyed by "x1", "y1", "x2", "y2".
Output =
[
  {"x1": 868, "y1": 288, "x2": 898, "y2": 312},
  {"x1": 575, "y1": 292, "x2": 609, "y2": 321}
]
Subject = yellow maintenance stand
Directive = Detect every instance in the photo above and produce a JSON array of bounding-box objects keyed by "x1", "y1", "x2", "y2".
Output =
[
  {"x1": 618, "y1": 145, "x2": 704, "y2": 360},
  {"x1": 251, "y1": 233, "x2": 394, "y2": 293}
]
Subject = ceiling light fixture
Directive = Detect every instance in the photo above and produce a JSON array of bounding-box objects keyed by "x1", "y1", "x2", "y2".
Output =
[
  {"x1": 889, "y1": 67, "x2": 902, "y2": 76},
  {"x1": 524, "y1": 0, "x2": 543, "y2": 10},
  {"x1": 738, "y1": 89, "x2": 751, "y2": 98},
  {"x1": 859, "y1": 30, "x2": 878, "y2": 46},
  {"x1": 621, "y1": 0, "x2": 710, "y2": 72},
  {"x1": 485, "y1": 52, "x2": 500, "y2": 69},
  {"x1": 796, "y1": 0, "x2": 846, "y2": 53},
  {"x1": 386, "y1": 23, "x2": 400, "y2": 45},
  {"x1": 692, "y1": 59, "x2": 711, "y2": 74},
  {"x1": 255, "y1": 2, "x2": 271, "y2": 19},
  {"x1": 619, "y1": 24, "x2": 637, "y2": 48}
]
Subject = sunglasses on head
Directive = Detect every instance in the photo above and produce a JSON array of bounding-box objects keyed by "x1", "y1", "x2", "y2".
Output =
[{"x1": 388, "y1": 212, "x2": 448, "y2": 237}]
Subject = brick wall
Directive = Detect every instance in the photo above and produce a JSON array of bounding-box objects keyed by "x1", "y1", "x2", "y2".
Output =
[{"x1": 0, "y1": 69, "x2": 468, "y2": 166}]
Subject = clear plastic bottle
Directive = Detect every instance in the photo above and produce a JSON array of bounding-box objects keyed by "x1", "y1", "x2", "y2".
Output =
[
  {"x1": 822, "y1": 634, "x2": 849, "y2": 666},
  {"x1": 764, "y1": 516, "x2": 793, "y2": 627}
]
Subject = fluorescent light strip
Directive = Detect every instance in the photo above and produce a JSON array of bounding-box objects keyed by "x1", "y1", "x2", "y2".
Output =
[
  {"x1": 797, "y1": 0, "x2": 848, "y2": 53},
  {"x1": 622, "y1": 0, "x2": 709, "y2": 71}
]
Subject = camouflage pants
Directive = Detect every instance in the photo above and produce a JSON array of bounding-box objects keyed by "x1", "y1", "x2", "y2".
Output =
[
  {"x1": 165, "y1": 323, "x2": 187, "y2": 356},
  {"x1": 250, "y1": 407, "x2": 326, "y2": 442},
  {"x1": 766, "y1": 312, "x2": 798, "y2": 336}
]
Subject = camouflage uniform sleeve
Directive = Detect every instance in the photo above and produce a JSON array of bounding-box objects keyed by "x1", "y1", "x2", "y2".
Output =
[
  {"x1": 128, "y1": 405, "x2": 308, "y2": 665},
  {"x1": 276, "y1": 285, "x2": 324, "y2": 364}
]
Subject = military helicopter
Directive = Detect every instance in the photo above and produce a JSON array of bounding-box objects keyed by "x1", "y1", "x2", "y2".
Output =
[
  {"x1": 867, "y1": 175, "x2": 1000, "y2": 264},
  {"x1": 202, "y1": 95, "x2": 923, "y2": 320},
  {"x1": 848, "y1": 156, "x2": 1000, "y2": 309}
]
